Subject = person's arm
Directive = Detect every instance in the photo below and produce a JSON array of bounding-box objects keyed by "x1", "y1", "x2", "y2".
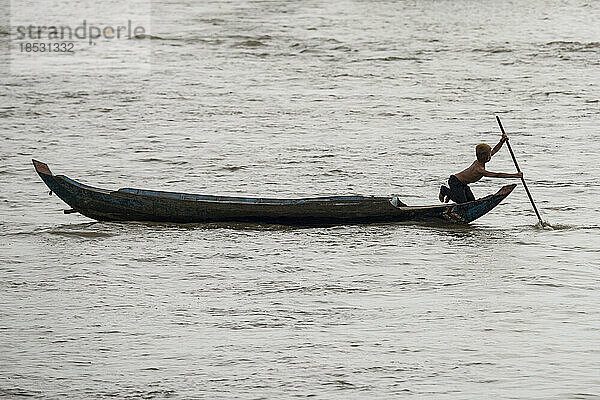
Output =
[
  {"x1": 482, "y1": 170, "x2": 523, "y2": 178},
  {"x1": 490, "y1": 133, "x2": 508, "y2": 156}
]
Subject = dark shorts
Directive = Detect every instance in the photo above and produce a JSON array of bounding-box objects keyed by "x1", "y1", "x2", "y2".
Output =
[{"x1": 440, "y1": 175, "x2": 475, "y2": 204}]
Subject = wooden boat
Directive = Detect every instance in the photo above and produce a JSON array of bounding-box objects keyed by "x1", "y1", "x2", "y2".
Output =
[{"x1": 33, "y1": 159, "x2": 516, "y2": 225}]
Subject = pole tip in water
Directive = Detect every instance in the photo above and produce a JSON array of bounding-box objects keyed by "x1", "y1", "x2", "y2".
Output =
[{"x1": 534, "y1": 221, "x2": 571, "y2": 230}]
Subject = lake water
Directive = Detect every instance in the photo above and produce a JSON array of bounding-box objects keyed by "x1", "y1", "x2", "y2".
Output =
[{"x1": 1, "y1": 0, "x2": 599, "y2": 398}]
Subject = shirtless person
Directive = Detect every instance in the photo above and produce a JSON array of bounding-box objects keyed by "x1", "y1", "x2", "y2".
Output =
[{"x1": 439, "y1": 132, "x2": 523, "y2": 203}]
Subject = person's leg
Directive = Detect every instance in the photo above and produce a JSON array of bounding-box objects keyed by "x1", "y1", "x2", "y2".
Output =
[
  {"x1": 447, "y1": 176, "x2": 468, "y2": 203},
  {"x1": 439, "y1": 185, "x2": 450, "y2": 202},
  {"x1": 464, "y1": 186, "x2": 475, "y2": 202},
  {"x1": 449, "y1": 185, "x2": 467, "y2": 203}
]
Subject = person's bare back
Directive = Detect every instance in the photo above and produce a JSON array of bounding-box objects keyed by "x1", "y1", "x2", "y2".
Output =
[
  {"x1": 454, "y1": 160, "x2": 487, "y2": 184},
  {"x1": 439, "y1": 133, "x2": 522, "y2": 203}
]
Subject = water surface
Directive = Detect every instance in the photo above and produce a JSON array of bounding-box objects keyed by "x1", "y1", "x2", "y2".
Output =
[{"x1": 1, "y1": 0, "x2": 599, "y2": 398}]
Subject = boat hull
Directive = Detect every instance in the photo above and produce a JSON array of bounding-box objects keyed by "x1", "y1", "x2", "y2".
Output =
[{"x1": 33, "y1": 160, "x2": 516, "y2": 225}]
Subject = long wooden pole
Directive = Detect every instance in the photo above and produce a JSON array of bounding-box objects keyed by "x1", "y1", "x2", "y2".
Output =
[{"x1": 495, "y1": 116, "x2": 544, "y2": 226}]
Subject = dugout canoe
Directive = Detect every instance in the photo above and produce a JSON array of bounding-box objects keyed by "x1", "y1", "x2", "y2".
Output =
[{"x1": 32, "y1": 159, "x2": 516, "y2": 225}]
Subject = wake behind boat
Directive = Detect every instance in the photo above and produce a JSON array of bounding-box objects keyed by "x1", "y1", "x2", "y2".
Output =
[{"x1": 32, "y1": 160, "x2": 516, "y2": 225}]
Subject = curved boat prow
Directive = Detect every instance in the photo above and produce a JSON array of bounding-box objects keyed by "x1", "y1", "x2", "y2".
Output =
[
  {"x1": 444, "y1": 183, "x2": 517, "y2": 223},
  {"x1": 495, "y1": 184, "x2": 517, "y2": 197}
]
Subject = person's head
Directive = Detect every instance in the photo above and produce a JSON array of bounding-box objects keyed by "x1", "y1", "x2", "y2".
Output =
[{"x1": 476, "y1": 143, "x2": 491, "y2": 162}]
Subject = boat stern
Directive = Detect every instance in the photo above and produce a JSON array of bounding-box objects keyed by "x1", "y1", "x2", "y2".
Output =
[{"x1": 32, "y1": 159, "x2": 53, "y2": 176}]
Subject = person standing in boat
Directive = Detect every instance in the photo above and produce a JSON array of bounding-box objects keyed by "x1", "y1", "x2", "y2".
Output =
[{"x1": 439, "y1": 132, "x2": 523, "y2": 203}]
